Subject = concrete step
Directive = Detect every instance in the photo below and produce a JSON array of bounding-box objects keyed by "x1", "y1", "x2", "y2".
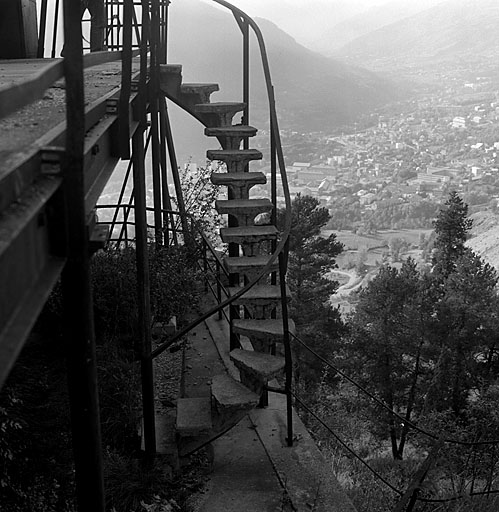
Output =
[
  {"x1": 211, "y1": 171, "x2": 266, "y2": 199},
  {"x1": 205, "y1": 125, "x2": 257, "y2": 150},
  {"x1": 211, "y1": 372, "x2": 260, "y2": 414},
  {"x1": 231, "y1": 348, "x2": 286, "y2": 396},
  {"x1": 159, "y1": 63, "x2": 182, "y2": 96},
  {"x1": 176, "y1": 396, "x2": 213, "y2": 436},
  {"x1": 194, "y1": 102, "x2": 246, "y2": 127},
  {"x1": 221, "y1": 225, "x2": 277, "y2": 256},
  {"x1": 228, "y1": 284, "x2": 288, "y2": 306},
  {"x1": 233, "y1": 319, "x2": 295, "y2": 341},
  {"x1": 224, "y1": 255, "x2": 279, "y2": 279},
  {"x1": 146, "y1": 411, "x2": 179, "y2": 470},
  {"x1": 176, "y1": 373, "x2": 260, "y2": 458},
  {"x1": 180, "y1": 83, "x2": 219, "y2": 104},
  {"x1": 229, "y1": 283, "x2": 286, "y2": 318},
  {"x1": 207, "y1": 149, "x2": 263, "y2": 173},
  {"x1": 230, "y1": 349, "x2": 285, "y2": 379},
  {"x1": 220, "y1": 225, "x2": 277, "y2": 244},
  {"x1": 215, "y1": 198, "x2": 273, "y2": 226}
]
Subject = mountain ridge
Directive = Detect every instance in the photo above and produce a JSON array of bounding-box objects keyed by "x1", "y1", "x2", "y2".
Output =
[
  {"x1": 167, "y1": 0, "x2": 397, "y2": 134},
  {"x1": 312, "y1": 0, "x2": 446, "y2": 54},
  {"x1": 336, "y1": 0, "x2": 499, "y2": 66}
]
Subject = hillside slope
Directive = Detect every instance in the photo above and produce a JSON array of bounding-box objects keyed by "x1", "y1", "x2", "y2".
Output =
[
  {"x1": 467, "y1": 211, "x2": 499, "y2": 270},
  {"x1": 167, "y1": 0, "x2": 397, "y2": 133},
  {"x1": 337, "y1": 0, "x2": 499, "y2": 66},
  {"x1": 313, "y1": 0, "x2": 445, "y2": 54}
]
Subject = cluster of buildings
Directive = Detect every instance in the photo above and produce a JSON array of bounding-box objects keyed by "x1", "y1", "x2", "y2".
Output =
[{"x1": 245, "y1": 83, "x2": 499, "y2": 217}]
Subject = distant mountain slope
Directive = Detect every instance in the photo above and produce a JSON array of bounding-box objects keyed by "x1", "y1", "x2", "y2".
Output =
[
  {"x1": 167, "y1": 0, "x2": 397, "y2": 133},
  {"x1": 312, "y1": 0, "x2": 445, "y2": 54},
  {"x1": 336, "y1": 0, "x2": 499, "y2": 65},
  {"x1": 220, "y1": 0, "x2": 378, "y2": 50},
  {"x1": 467, "y1": 211, "x2": 499, "y2": 270}
]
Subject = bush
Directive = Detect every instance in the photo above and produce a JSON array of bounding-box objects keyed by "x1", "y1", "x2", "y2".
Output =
[
  {"x1": 91, "y1": 243, "x2": 200, "y2": 344},
  {"x1": 0, "y1": 336, "x2": 75, "y2": 512},
  {"x1": 0, "y1": 241, "x2": 202, "y2": 510}
]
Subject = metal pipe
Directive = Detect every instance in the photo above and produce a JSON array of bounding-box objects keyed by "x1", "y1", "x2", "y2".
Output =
[
  {"x1": 203, "y1": 239, "x2": 209, "y2": 291},
  {"x1": 242, "y1": 19, "x2": 249, "y2": 148},
  {"x1": 160, "y1": 97, "x2": 190, "y2": 243},
  {"x1": 158, "y1": 96, "x2": 176, "y2": 246},
  {"x1": 150, "y1": 0, "x2": 163, "y2": 245},
  {"x1": 51, "y1": 0, "x2": 60, "y2": 58},
  {"x1": 217, "y1": 261, "x2": 223, "y2": 320},
  {"x1": 119, "y1": 0, "x2": 133, "y2": 159},
  {"x1": 61, "y1": 1, "x2": 105, "y2": 508},
  {"x1": 132, "y1": 130, "x2": 156, "y2": 465},
  {"x1": 279, "y1": 240, "x2": 293, "y2": 447},
  {"x1": 270, "y1": 119, "x2": 277, "y2": 286},
  {"x1": 37, "y1": 0, "x2": 48, "y2": 57}
]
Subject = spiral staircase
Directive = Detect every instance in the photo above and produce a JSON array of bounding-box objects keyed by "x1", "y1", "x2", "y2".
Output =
[{"x1": 157, "y1": 64, "x2": 295, "y2": 459}]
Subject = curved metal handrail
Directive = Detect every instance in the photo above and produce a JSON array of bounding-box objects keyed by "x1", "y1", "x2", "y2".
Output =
[{"x1": 151, "y1": 1, "x2": 292, "y2": 360}]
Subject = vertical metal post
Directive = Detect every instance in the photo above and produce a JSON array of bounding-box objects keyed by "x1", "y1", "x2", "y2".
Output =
[
  {"x1": 203, "y1": 239, "x2": 208, "y2": 292},
  {"x1": 160, "y1": 0, "x2": 169, "y2": 64},
  {"x1": 89, "y1": 0, "x2": 106, "y2": 51},
  {"x1": 160, "y1": 97, "x2": 190, "y2": 243},
  {"x1": 109, "y1": 2, "x2": 115, "y2": 50},
  {"x1": 217, "y1": 261, "x2": 223, "y2": 320},
  {"x1": 229, "y1": 17, "x2": 245, "y2": 347},
  {"x1": 242, "y1": 19, "x2": 249, "y2": 151},
  {"x1": 61, "y1": 1, "x2": 105, "y2": 509},
  {"x1": 279, "y1": 240, "x2": 293, "y2": 447},
  {"x1": 133, "y1": 130, "x2": 157, "y2": 464},
  {"x1": 37, "y1": 0, "x2": 48, "y2": 57},
  {"x1": 119, "y1": 0, "x2": 133, "y2": 159},
  {"x1": 51, "y1": 0, "x2": 60, "y2": 58},
  {"x1": 158, "y1": 97, "x2": 175, "y2": 245},
  {"x1": 132, "y1": 0, "x2": 156, "y2": 461},
  {"x1": 150, "y1": 0, "x2": 163, "y2": 245},
  {"x1": 270, "y1": 121, "x2": 277, "y2": 286},
  {"x1": 150, "y1": 108, "x2": 163, "y2": 245}
]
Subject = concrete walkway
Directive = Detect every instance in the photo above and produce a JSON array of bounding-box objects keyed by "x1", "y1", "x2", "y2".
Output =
[{"x1": 182, "y1": 303, "x2": 356, "y2": 512}]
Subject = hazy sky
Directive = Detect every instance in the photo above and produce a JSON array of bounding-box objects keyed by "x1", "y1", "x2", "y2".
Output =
[{"x1": 203, "y1": 0, "x2": 446, "y2": 48}]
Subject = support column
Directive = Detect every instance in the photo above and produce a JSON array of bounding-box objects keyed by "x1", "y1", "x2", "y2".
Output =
[
  {"x1": 61, "y1": 1, "x2": 105, "y2": 510},
  {"x1": 133, "y1": 130, "x2": 157, "y2": 464}
]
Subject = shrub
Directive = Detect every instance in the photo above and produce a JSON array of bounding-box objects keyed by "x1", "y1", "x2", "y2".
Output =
[{"x1": 91, "y1": 243, "x2": 201, "y2": 344}]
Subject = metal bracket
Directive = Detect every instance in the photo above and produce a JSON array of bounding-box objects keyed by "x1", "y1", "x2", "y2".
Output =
[
  {"x1": 41, "y1": 146, "x2": 65, "y2": 176},
  {"x1": 106, "y1": 98, "x2": 119, "y2": 114}
]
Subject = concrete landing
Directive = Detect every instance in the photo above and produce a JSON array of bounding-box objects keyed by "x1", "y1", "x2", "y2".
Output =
[
  {"x1": 195, "y1": 415, "x2": 286, "y2": 512},
  {"x1": 249, "y1": 394, "x2": 357, "y2": 512},
  {"x1": 183, "y1": 299, "x2": 357, "y2": 512}
]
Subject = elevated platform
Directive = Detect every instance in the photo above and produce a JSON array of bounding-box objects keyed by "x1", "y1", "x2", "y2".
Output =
[
  {"x1": 0, "y1": 58, "x2": 140, "y2": 177},
  {"x1": 0, "y1": 57, "x2": 142, "y2": 387}
]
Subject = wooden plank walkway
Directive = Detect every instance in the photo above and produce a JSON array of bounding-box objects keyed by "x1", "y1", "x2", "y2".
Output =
[{"x1": 0, "y1": 57, "x2": 139, "y2": 176}]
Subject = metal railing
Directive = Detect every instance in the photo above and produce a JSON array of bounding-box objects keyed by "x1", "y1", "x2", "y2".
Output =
[{"x1": 36, "y1": 0, "x2": 168, "y2": 58}]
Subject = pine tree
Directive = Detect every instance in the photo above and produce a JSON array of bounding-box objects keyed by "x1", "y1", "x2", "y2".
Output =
[
  {"x1": 347, "y1": 259, "x2": 432, "y2": 459},
  {"x1": 432, "y1": 191, "x2": 473, "y2": 278},
  {"x1": 279, "y1": 194, "x2": 344, "y2": 384},
  {"x1": 281, "y1": 194, "x2": 343, "y2": 327}
]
